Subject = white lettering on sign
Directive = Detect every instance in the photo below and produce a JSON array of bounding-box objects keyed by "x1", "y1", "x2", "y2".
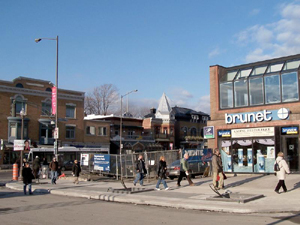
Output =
[{"x1": 226, "y1": 110, "x2": 273, "y2": 124}]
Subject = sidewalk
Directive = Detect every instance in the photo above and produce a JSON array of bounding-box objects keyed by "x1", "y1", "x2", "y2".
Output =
[{"x1": 5, "y1": 174, "x2": 300, "y2": 214}]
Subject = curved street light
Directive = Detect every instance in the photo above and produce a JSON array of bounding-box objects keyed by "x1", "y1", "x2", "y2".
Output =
[
  {"x1": 119, "y1": 89, "x2": 138, "y2": 180},
  {"x1": 35, "y1": 36, "x2": 59, "y2": 158}
]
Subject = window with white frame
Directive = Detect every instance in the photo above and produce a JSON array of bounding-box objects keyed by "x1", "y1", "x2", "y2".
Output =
[
  {"x1": 98, "y1": 127, "x2": 107, "y2": 136},
  {"x1": 86, "y1": 126, "x2": 96, "y2": 135}
]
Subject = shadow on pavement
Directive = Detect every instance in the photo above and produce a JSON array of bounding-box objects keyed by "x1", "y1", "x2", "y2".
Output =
[
  {"x1": 224, "y1": 175, "x2": 265, "y2": 189},
  {"x1": 269, "y1": 212, "x2": 300, "y2": 225}
]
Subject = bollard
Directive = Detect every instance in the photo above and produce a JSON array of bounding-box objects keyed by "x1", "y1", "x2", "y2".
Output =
[{"x1": 13, "y1": 163, "x2": 18, "y2": 181}]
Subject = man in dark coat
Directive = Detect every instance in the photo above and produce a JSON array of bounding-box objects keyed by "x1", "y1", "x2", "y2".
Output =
[
  {"x1": 22, "y1": 162, "x2": 33, "y2": 195},
  {"x1": 72, "y1": 159, "x2": 81, "y2": 184},
  {"x1": 133, "y1": 154, "x2": 147, "y2": 186},
  {"x1": 49, "y1": 157, "x2": 58, "y2": 184}
]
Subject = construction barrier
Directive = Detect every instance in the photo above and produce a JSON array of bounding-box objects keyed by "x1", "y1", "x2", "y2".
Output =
[{"x1": 12, "y1": 163, "x2": 18, "y2": 181}]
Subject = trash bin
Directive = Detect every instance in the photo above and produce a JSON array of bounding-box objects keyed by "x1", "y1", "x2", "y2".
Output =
[{"x1": 41, "y1": 165, "x2": 49, "y2": 179}]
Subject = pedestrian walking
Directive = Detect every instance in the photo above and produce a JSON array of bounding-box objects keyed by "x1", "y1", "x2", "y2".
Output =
[
  {"x1": 32, "y1": 156, "x2": 41, "y2": 180},
  {"x1": 274, "y1": 152, "x2": 290, "y2": 194},
  {"x1": 22, "y1": 162, "x2": 34, "y2": 195},
  {"x1": 212, "y1": 148, "x2": 224, "y2": 190},
  {"x1": 155, "y1": 156, "x2": 169, "y2": 190},
  {"x1": 72, "y1": 159, "x2": 81, "y2": 184},
  {"x1": 49, "y1": 157, "x2": 58, "y2": 185},
  {"x1": 133, "y1": 154, "x2": 147, "y2": 186},
  {"x1": 177, "y1": 153, "x2": 194, "y2": 186}
]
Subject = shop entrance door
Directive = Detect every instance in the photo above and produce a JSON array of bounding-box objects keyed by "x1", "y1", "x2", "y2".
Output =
[{"x1": 285, "y1": 137, "x2": 299, "y2": 171}]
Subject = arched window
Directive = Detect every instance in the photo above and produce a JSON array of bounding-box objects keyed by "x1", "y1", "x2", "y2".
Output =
[
  {"x1": 12, "y1": 95, "x2": 27, "y2": 115},
  {"x1": 16, "y1": 83, "x2": 24, "y2": 88},
  {"x1": 191, "y1": 128, "x2": 197, "y2": 136},
  {"x1": 46, "y1": 87, "x2": 52, "y2": 92}
]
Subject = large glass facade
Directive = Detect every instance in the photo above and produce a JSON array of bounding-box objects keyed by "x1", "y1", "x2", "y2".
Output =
[
  {"x1": 220, "y1": 82, "x2": 233, "y2": 109},
  {"x1": 219, "y1": 58, "x2": 300, "y2": 109},
  {"x1": 282, "y1": 72, "x2": 299, "y2": 102},
  {"x1": 249, "y1": 77, "x2": 264, "y2": 105},
  {"x1": 265, "y1": 75, "x2": 280, "y2": 104},
  {"x1": 234, "y1": 79, "x2": 248, "y2": 107}
]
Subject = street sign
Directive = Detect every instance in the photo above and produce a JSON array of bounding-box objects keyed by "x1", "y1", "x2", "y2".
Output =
[
  {"x1": 54, "y1": 127, "x2": 59, "y2": 139},
  {"x1": 94, "y1": 154, "x2": 110, "y2": 171}
]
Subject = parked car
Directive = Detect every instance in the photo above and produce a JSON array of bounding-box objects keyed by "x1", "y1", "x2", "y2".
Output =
[
  {"x1": 61, "y1": 160, "x2": 74, "y2": 171},
  {"x1": 167, "y1": 158, "x2": 208, "y2": 180}
]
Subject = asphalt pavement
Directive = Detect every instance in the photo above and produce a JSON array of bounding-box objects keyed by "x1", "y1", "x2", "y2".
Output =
[{"x1": 4, "y1": 173, "x2": 300, "y2": 214}]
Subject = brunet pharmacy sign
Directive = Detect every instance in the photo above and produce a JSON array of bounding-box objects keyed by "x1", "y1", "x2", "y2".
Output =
[{"x1": 225, "y1": 108, "x2": 289, "y2": 124}]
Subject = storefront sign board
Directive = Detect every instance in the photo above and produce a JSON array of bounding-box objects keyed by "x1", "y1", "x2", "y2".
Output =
[{"x1": 231, "y1": 127, "x2": 274, "y2": 138}]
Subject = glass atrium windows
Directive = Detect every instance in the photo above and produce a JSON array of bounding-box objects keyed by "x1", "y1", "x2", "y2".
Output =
[{"x1": 219, "y1": 58, "x2": 300, "y2": 109}]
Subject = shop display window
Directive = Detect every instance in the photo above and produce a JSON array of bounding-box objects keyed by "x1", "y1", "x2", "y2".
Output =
[
  {"x1": 253, "y1": 138, "x2": 275, "y2": 173},
  {"x1": 220, "y1": 138, "x2": 276, "y2": 173}
]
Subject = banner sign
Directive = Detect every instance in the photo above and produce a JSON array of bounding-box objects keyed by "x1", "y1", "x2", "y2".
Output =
[
  {"x1": 231, "y1": 127, "x2": 274, "y2": 138},
  {"x1": 80, "y1": 154, "x2": 89, "y2": 166},
  {"x1": 281, "y1": 127, "x2": 298, "y2": 135},
  {"x1": 94, "y1": 154, "x2": 110, "y2": 171},
  {"x1": 14, "y1": 140, "x2": 25, "y2": 151},
  {"x1": 204, "y1": 126, "x2": 214, "y2": 139},
  {"x1": 52, "y1": 86, "x2": 57, "y2": 115}
]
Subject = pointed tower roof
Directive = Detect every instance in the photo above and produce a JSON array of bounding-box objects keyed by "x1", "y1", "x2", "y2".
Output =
[{"x1": 155, "y1": 93, "x2": 172, "y2": 119}]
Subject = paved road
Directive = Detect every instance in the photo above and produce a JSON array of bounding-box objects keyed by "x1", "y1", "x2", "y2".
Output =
[{"x1": 0, "y1": 186, "x2": 299, "y2": 225}]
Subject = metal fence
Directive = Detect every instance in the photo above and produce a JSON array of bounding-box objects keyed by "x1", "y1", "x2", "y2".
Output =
[{"x1": 85, "y1": 150, "x2": 181, "y2": 179}]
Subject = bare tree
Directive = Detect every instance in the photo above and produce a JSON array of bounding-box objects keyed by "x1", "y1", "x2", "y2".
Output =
[{"x1": 84, "y1": 84, "x2": 119, "y2": 115}]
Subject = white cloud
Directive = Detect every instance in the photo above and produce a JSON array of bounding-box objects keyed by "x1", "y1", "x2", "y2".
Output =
[
  {"x1": 195, "y1": 95, "x2": 210, "y2": 114},
  {"x1": 235, "y1": 2, "x2": 300, "y2": 62},
  {"x1": 249, "y1": 8, "x2": 260, "y2": 16},
  {"x1": 208, "y1": 47, "x2": 221, "y2": 58}
]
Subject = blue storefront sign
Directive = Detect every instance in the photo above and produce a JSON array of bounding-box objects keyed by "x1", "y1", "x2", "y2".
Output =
[
  {"x1": 281, "y1": 127, "x2": 298, "y2": 135},
  {"x1": 94, "y1": 154, "x2": 110, "y2": 171},
  {"x1": 218, "y1": 130, "x2": 231, "y2": 138}
]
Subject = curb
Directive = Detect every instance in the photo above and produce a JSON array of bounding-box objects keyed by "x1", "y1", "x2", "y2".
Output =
[{"x1": 5, "y1": 182, "x2": 300, "y2": 214}]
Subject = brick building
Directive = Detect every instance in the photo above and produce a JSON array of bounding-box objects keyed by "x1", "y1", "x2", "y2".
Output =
[
  {"x1": 0, "y1": 77, "x2": 109, "y2": 165},
  {"x1": 207, "y1": 54, "x2": 300, "y2": 173}
]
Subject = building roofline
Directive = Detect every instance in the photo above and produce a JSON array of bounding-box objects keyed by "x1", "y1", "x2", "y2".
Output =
[{"x1": 210, "y1": 53, "x2": 300, "y2": 70}]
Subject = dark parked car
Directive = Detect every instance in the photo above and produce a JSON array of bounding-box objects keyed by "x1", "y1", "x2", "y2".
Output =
[
  {"x1": 61, "y1": 160, "x2": 74, "y2": 171},
  {"x1": 167, "y1": 158, "x2": 208, "y2": 180}
]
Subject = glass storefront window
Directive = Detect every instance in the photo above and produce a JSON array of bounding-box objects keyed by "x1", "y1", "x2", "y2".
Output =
[
  {"x1": 231, "y1": 139, "x2": 253, "y2": 172},
  {"x1": 264, "y1": 75, "x2": 280, "y2": 104},
  {"x1": 253, "y1": 138, "x2": 275, "y2": 173},
  {"x1": 234, "y1": 79, "x2": 248, "y2": 107},
  {"x1": 220, "y1": 82, "x2": 233, "y2": 109},
  {"x1": 220, "y1": 140, "x2": 232, "y2": 172},
  {"x1": 282, "y1": 72, "x2": 299, "y2": 102},
  {"x1": 249, "y1": 77, "x2": 264, "y2": 105}
]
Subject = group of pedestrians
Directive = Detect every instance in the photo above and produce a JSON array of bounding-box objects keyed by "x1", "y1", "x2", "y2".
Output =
[
  {"x1": 133, "y1": 148, "x2": 291, "y2": 193},
  {"x1": 21, "y1": 156, "x2": 82, "y2": 195}
]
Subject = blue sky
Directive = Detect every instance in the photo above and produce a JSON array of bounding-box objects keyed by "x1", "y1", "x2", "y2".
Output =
[{"x1": 1, "y1": 0, "x2": 300, "y2": 114}]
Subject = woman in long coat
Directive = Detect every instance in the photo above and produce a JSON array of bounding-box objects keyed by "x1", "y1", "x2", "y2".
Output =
[
  {"x1": 155, "y1": 156, "x2": 169, "y2": 190},
  {"x1": 274, "y1": 152, "x2": 290, "y2": 194}
]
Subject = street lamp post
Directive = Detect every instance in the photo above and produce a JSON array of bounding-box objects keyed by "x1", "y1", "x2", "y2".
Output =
[
  {"x1": 19, "y1": 108, "x2": 26, "y2": 180},
  {"x1": 119, "y1": 89, "x2": 138, "y2": 180},
  {"x1": 35, "y1": 36, "x2": 59, "y2": 159}
]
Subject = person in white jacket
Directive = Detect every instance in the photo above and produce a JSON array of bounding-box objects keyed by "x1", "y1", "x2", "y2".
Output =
[{"x1": 274, "y1": 152, "x2": 290, "y2": 194}]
